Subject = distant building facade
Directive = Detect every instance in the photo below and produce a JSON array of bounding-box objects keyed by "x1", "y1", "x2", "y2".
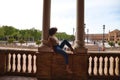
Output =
[
  {"x1": 85, "y1": 29, "x2": 120, "y2": 42},
  {"x1": 108, "y1": 29, "x2": 120, "y2": 42}
]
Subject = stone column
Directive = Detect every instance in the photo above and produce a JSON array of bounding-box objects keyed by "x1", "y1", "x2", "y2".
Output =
[
  {"x1": 74, "y1": 0, "x2": 87, "y2": 53},
  {"x1": 38, "y1": 0, "x2": 53, "y2": 52}
]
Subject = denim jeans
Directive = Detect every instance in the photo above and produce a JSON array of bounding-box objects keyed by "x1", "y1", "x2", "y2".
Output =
[{"x1": 53, "y1": 40, "x2": 72, "y2": 64}]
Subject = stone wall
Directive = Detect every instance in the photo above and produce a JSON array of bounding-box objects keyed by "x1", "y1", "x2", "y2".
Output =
[{"x1": 36, "y1": 52, "x2": 87, "y2": 80}]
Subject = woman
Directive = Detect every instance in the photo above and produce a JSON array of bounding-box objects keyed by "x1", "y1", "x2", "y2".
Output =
[{"x1": 48, "y1": 27, "x2": 74, "y2": 73}]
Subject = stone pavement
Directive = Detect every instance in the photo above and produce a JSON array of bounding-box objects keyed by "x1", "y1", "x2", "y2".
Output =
[{"x1": 0, "y1": 76, "x2": 37, "y2": 80}]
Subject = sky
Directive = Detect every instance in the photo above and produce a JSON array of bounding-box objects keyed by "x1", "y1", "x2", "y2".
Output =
[{"x1": 0, "y1": 0, "x2": 120, "y2": 34}]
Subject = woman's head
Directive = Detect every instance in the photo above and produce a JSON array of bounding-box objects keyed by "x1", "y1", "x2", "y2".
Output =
[{"x1": 49, "y1": 27, "x2": 57, "y2": 36}]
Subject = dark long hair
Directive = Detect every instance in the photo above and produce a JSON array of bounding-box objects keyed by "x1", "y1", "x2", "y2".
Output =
[{"x1": 49, "y1": 27, "x2": 57, "y2": 36}]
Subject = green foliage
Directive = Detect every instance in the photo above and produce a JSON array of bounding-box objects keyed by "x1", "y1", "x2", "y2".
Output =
[
  {"x1": 36, "y1": 40, "x2": 41, "y2": 47},
  {"x1": 8, "y1": 38, "x2": 15, "y2": 44},
  {"x1": 56, "y1": 32, "x2": 74, "y2": 41},
  {"x1": 2, "y1": 25, "x2": 18, "y2": 37},
  {"x1": 0, "y1": 25, "x2": 73, "y2": 42},
  {"x1": 19, "y1": 39, "x2": 25, "y2": 45},
  {"x1": 118, "y1": 41, "x2": 120, "y2": 47},
  {"x1": 0, "y1": 27, "x2": 4, "y2": 37},
  {"x1": 108, "y1": 41, "x2": 115, "y2": 47}
]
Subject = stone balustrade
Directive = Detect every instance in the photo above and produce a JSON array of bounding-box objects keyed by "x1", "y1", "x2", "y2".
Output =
[
  {"x1": 1, "y1": 49, "x2": 120, "y2": 80},
  {"x1": 88, "y1": 52, "x2": 120, "y2": 80}
]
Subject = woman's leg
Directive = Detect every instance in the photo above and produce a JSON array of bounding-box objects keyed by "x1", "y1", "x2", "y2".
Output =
[
  {"x1": 59, "y1": 40, "x2": 72, "y2": 49},
  {"x1": 54, "y1": 46, "x2": 68, "y2": 64},
  {"x1": 54, "y1": 46, "x2": 72, "y2": 73},
  {"x1": 59, "y1": 40, "x2": 74, "y2": 51}
]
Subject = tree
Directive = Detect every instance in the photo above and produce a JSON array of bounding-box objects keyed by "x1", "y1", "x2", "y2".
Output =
[
  {"x1": 2, "y1": 25, "x2": 18, "y2": 40},
  {"x1": 8, "y1": 38, "x2": 15, "y2": 46},
  {"x1": 0, "y1": 27, "x2": 5, "y2": 40},
  {"x1": 118, "y1": 41, "x2": 120, "y2": 48},
  {"x1": 108, "y1": 41, "x2": 115, "y2": 48},
  {"x1": 19, "y1": 39, "x2": 25, "y2": 46},
  {"x1": 36, "y1": 40, "x2": 41, "y2": 47}
]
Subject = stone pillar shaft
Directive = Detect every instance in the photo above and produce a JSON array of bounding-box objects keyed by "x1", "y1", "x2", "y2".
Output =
[
  {"x1": 38, "y1": 0, "x2": 52, "y2": 52},
  {"x1": 76, "y1": 0, "x2": 84, "y2": 47},
  {"x1": 74, "y1": 0, "x2": 87, "y2": 53},
  {"x1": 42, "y1": 0, "x2": 51, "y2": 41}
]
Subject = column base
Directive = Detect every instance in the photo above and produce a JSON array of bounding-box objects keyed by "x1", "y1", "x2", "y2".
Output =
[
  {"x1": 38, "y1": 44, "x2": 53, "y2": 52},
  {"x1": 73, "y1": 40, "x2": 88, "y2": 53},
  {"x1": 73, "y1": 46, "x2": 88, "y2": 54}
]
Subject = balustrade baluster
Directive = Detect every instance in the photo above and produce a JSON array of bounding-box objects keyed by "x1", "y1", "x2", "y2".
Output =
[
  {"x1": 99, "y1": 56, "x2": 103, "y2": 75},
  {"x1": 31, "y1": 54, "x2": 34, "y2": 73},
  {"x1": 7, "y1": 53, "x2": 11, "y2": 72},
  {"x1": 17, "y1": 54, "x2": 21, "y2": 72},
  {"x1": 28, "y1": 54, "x2": 32, "y2": 73},
  {"x1": 115, "y1": 57, "x2": 119, "y2": 76},
  {"x1": 109, "y1": 56, "x2": 114, "y2": 76},
  {"x1": 88, "y1": 56, "x2": 92, "y2": 75},
  {"x1": 22, "y1": 54, "x2": 26, "y2": 72},
  {"x1": 104, "y1": 57, "x2": 108, "y2": 75},
  {"x1": 12, "y1": 54, "x2": 16, "y2": 72},
  {"x1": 33, "y1": 55, "x2": 37, "y2": 73},
  {"x1": 93, "y1": 56, "x2": 98, "y2": 75}
]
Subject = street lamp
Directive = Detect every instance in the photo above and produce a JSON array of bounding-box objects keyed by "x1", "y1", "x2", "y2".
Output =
[
  {"x1": 84, "y1": 24, "x2": 86, "y2": 42},
  {"x1": 87, "y1": 29, "x2": 89, "y2": 43},
  {"x1": 73, "y1": 27, "x2": 75, "y2": 44},
  {"x1": 73, "y1": 28, "x2": 75, "y2": 37},
  {"x1": 102, "y1": 25, "x2": 105, "y2": 51}
]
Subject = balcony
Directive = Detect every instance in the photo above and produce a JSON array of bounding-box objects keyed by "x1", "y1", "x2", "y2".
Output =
[{"x1": 0, "y1": 48, "x2": 120, "y2": 80}]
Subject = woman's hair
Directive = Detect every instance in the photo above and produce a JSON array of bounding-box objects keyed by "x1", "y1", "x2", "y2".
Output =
[{"x1": 49, "y1": 27, "x2": 57, "y2": 36}]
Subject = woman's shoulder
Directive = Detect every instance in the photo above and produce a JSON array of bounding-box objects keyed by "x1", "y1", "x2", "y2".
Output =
[
  {"x1": 48, "y1": 36, "x2": 53, "y2": 39},
  {"x1": 48, "y1": 36, "x2": 54, "y2": 41},
  {"x1": 49, "y1": 36, "x2": 56, "y2": 39}
]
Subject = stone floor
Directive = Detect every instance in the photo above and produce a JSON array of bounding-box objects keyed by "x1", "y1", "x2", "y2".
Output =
[{"x1": 0, "y1": 76, "x2": 37, "y2": 80}]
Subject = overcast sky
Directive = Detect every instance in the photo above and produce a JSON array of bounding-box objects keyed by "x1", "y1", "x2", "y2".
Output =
[{"x1": 0, "y1": 0, "x2": 120, "y2": 34}]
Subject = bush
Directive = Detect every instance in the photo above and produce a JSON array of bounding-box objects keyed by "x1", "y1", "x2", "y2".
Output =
[
  {"x1": 108, "y1": 41, "x2": 115, "y2": 47},
  {"x1": 118, "y1": 41, "x2": 120, "y2": 47},
  {"x1": 36, "y1": 40, "x2": 41, "y2": 47},
  {"x1": 19, "y1": 39, "x2": 25, "y2": 45},
  {"x1": 8, "y1": 38, "x2": 15, "y2": 44}
]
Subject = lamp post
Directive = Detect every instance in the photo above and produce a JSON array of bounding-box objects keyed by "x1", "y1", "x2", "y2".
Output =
[
  {"x1": 73, "y1": 27, "x2": 75, "y2": 44},
  {"x1": 73, "y1": 27, "x2": 75, "y2": 37},
  {"x1": 84, "y1": 24, "x2": 86, "y2": 42},
  {"x1": 102, "y1": 25, "x2": 105, "y2": 51},
  {"x1": 87, "y1": 29, "x2": 89, "y2": 43}
]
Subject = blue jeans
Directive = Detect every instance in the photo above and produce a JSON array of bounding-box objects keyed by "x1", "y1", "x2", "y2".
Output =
[{"x1": 53, "y1": 40, "x2": 72, "y2": 64}]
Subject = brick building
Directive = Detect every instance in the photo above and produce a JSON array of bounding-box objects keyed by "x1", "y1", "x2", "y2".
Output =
[
  {"x1": 85, "y1": 29, "x2": 120, "y2": 42},
  {"x1": 108, "y1": 29, "x2": 120, "y2": 42}
]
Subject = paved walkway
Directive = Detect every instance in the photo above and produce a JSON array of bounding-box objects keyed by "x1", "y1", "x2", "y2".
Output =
[{"x1": 0, "y1": 76, "x2": 37, "y2": 80}]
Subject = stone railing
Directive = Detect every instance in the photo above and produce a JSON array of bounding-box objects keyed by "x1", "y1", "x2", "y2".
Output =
[
  {"x1": 1, "y1": 49, "x2": 120, "y2": 80},
  {"x1": 88, "y1": 52, "x2": 120, "y2": 80},
  {"x1": 0, "y1": 49, "x2": 87, "y2": 80},
  {"x1": 0, "y1": 49, "x2": 37, "y2": 77}
]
